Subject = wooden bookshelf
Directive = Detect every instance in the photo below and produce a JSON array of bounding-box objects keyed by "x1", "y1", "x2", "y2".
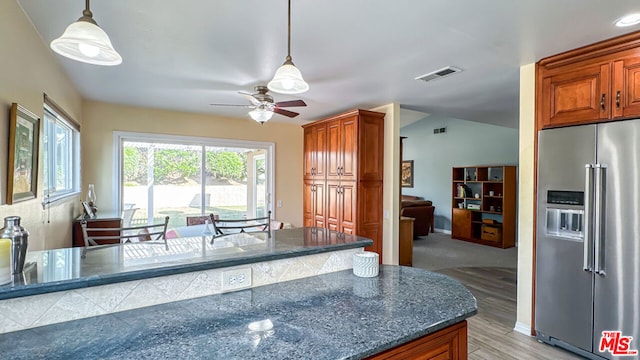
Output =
[{"x1": 451, "y1": 165, "x2": 516, "y2": 248}]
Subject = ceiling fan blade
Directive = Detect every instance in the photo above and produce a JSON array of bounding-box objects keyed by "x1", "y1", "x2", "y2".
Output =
[
  {"x1": 274, "y1": 108, "x2": 300, "y2": 118},
  {"x1": 239, "y1": 92, "x2": 261, "y2": 106},
  {"x1": 275, "y1": 99, "x2": 307, "y2": 108},
  {"x1": 209, "y1": 103, "x2": 254, "y2": 108}
]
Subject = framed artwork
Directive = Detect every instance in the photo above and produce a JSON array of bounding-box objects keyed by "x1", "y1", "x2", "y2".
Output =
[
  {"x1": 401, "y1": 160, "x2": 414, "y2": 188},
  {"x1": 7, "y1": 103, "x2": 40, "y2": 204}
]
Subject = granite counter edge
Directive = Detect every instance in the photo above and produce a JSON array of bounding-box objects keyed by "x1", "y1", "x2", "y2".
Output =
[{"x1": 0, "y1": 239, "x2": 372, "y2": 300}]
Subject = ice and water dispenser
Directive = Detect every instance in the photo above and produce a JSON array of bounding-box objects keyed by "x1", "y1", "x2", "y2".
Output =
[{"x1": 545, "y1": 190, "x2": 584, "y2": 240}]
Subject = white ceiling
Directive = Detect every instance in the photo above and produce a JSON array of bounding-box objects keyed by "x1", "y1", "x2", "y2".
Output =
[{"x1": 17, "y1": 0, "x2": 640, "y2": 128}]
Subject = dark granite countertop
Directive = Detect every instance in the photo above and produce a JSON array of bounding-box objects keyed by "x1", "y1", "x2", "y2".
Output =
[
  {"x1": 0, "y1": 266, "x2": 477, "y2": 360},
  {"x1": 0, "y1": 227, "x2": 372, "y2": 300}
]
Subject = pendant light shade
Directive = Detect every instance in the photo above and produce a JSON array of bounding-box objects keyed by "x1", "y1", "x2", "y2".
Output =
[
  {"x1": 268, "y1": 0, "x2": 308, "y2": 94},
  {"x1": 249, "y1": 108, "x2": 274, "y2": 124},
  {"x1": 50, "y1": 0, "x2": 122, "y2": 66},
  {"x1": 268, "y1": 58, "x2": 309, "y2": 94}
]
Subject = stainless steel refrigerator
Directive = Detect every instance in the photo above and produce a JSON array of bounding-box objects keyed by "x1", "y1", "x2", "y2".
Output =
[{"x1": 536, "y1": 120, "x2": 640, "y2": 359}]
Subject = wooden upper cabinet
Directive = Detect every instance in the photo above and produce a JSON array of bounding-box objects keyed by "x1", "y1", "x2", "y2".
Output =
[
  {"x1": 326, "y1": 116, "x2": 358, "y2": 181},
  {"x1": 303, "y1": 124, "x2": 326, "y2": 179},
  {"x1": 540, "y1": 63, "x2": 610, "y2": 128},
  {"x1": 614, "y1": 56, "x2": 640, "y2": 118},
  {"x1": 537, "y1": 30, "x2": 640, "y2": 129}
]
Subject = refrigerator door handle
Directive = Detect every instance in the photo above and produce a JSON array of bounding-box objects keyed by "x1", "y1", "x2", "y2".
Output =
[
  {"x1": 594, "y1": 164, "x2": 607, "y2": 276},
  {"x1": 583, "y1": 164, "x2": 594, "y2": 272}
]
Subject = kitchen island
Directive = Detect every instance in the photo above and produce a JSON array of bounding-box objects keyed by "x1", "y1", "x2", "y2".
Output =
[
  {"x1": 0, "y1": 228, "x2": 371, "y2": 334},
  {"x1": 0, "y1": 266, "x2": 477, "y2": 359}
]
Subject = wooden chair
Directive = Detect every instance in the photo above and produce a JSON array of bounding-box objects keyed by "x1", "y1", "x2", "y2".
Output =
[
  {"x1": 209, "y1": 211, "x2": 271, "y2": 243},
  {"x1": 186, "y1": 214, "x2": 219, "y2": 226},
  {"x1": 81, "y1": 216, "x2": 170, "y2": 256}
]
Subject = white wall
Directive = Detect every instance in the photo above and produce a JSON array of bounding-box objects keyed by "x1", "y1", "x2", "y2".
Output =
[
  {"x1": 400, "y1": 116, "x2": 519, "y2": 231},
  {"x1": 82, "y1": 100, "x2": 304, "y2": 227}
]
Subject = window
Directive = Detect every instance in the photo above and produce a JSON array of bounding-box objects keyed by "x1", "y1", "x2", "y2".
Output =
[
  {"x1": 43, "y1": 102, "x2": 80, "y2": 200},
  {"x1": 114, "y1": 132, "x2": 274, "y2": 229}
]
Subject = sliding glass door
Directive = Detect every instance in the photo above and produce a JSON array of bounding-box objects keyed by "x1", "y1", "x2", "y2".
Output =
[{"x1": 116, "y1": 133, "x2": 273, "y2": 229}]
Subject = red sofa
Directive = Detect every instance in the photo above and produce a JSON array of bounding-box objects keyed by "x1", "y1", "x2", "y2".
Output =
[{"x1": 401, "y1": 195, "x2": 435, "y2": 237}]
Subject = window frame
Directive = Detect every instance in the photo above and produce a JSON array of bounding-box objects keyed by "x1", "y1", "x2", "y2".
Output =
[
  {"x1": 42, "y1": 102, "x2": 81, "y2": 202},
  {"x1": 113, "y1": 131, "x2": 275, "y2": 217}
]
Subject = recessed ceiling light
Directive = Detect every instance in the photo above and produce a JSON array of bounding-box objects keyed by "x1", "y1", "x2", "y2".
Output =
[{"x1": 615, "y1": 13, "x2": 640, "y2": 27}]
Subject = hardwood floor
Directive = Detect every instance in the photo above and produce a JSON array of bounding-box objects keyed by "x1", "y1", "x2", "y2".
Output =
[{"x1": 436, "y1": 267, "x2": 583, "y2": 359}]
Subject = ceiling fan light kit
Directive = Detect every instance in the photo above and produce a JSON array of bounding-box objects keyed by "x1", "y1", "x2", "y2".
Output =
[
  {"x1": 210, "y1": 85, "x2": 306, "y2": 123},
  {"x1": 50, "y1": 0, "x2": 122, "y2": 66},
  {"x1": 249, "y1": 108, "x2": 275, "y2": 124},
  {"x1": 268, "y1": 0, "x2": 309, "y2": 94}
]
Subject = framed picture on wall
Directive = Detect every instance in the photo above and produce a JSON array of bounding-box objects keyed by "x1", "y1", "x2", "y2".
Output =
[
  {"x1": 7, "y1": 103, "x2": 40, "y2": 204},
  {"x1": 401, "y1": 160, "x2": 414, "y2": 188}
]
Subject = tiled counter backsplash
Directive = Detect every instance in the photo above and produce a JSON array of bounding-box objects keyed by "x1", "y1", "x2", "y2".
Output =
[{"x1": 0, "y1": 248, "x2": 361, "y2": 334}]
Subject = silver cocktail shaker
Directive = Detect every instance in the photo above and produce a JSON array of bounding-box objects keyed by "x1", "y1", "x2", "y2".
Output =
[{"x1": 0, "y1": 216, "x2": 29, "y2": 278}]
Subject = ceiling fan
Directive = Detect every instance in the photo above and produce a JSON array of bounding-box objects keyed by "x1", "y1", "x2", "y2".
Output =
[{"x1": 210, "y1": 85, "x2": 306, "y2": 124}]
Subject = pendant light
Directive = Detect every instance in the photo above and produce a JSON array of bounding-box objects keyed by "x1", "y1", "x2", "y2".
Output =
[
  {"x1": 50, "y1": 0, "x2": 122, "y2": 66},
  {"x1": 267, "y1": 0, "x2": 309, "y2": 94}
]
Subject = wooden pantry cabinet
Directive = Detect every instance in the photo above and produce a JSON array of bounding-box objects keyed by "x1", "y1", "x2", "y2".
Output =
[
  {"x1": 451, "y1": 165, "x2": 516, "y2": 248},
  {"x1": 537, "y1": 30, "x2": 640, "y2": 129},
  {"x1": 302, "y1": 109, "x2": 384, "y2": 257}
]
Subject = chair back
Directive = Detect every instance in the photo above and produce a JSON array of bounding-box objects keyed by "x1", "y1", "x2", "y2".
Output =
[
  {"x1": 186, "y1": 214, "x2": 219, "y2": 226},
  {"x1": 210, "y1": 211, "x2": 271, "y2": 238},
  {"x1": 121, "y1": 207, "x2": 139, "y2": 228},
  {"x1": 81, "y1": 216, "x2": 170, "y2": 252}
]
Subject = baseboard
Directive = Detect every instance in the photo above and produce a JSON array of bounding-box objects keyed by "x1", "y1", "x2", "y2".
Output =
[
  {"x1": 514, "y1": 322, "x2": 531, "y2": 336},
  {"x1": 434, "y1": 228, "x2": 451, "y2": 234}
]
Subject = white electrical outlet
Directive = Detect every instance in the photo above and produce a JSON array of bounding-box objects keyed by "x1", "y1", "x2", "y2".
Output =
[{"x1": 222, "y1": 267, "x2": 252, "y2": 292}]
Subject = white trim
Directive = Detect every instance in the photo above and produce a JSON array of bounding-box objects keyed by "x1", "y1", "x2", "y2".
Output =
[
  {"x1": 435, "y1": 228, "x2": 451, "y2": 235},
  {"x1": 514, "y1": 322, "x2": 532, "y2": 336},
  {"x1": 112, "y1": 131, "x2": 275, "y2": 216}
]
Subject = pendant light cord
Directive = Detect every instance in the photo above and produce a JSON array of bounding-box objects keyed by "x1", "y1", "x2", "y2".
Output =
[{"x1": 286, "y1": 0, "x2": 292, "y2": 62}]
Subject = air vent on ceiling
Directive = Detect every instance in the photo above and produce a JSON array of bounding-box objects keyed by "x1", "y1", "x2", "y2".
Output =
[{"x1": 415, "y1": 66, "x2": 462, "y2": 83}]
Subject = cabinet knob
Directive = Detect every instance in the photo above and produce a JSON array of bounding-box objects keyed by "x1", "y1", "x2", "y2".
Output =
[
  {"x1": 616, "y1": 90, "x2": 621, "y2": 109},
  {"x1": 601, "y1": 94, "x2": 606, "y2": 111}
]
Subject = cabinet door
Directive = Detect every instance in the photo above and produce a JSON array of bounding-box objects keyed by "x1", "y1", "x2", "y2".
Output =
[
  {"x1": 359, "y1": 114, "x2": 384, "y2": 181},
  {"x1": 303, "y1": 124, "x2": 326, "y2": 179},
  {"x1": 340, "y1": 181, "x2": 356, "y2": 234},
  {"x1": 326, "y1": 120, "x2": 341, "y2": 180},
  {"x1": 358, "y1": 181, "x2": 383, "y2": 256},
  {"x1": 303, "y1": 127, "x2": 315, "y2": 179},
  {"x1": 325, "y1": 181, "x2": 340, "y2": 231},
  {"x1": 314, "y1": 124, "x2": 327, "y2": 179},
  {"x1": 613, "y1": 57, "x2": 640, "y2": 119},
  {"x1": 313, "y1": 181, "x2": 326, "y2": 228},
  {"x1": 303, "y1": 180, "x2": 315, "y2": 226},
  {"x1": 451, "y1": 208, "x2": 472, "y2": 239},
  {"x1": 540, "y1": 63, "x2": 610, "y2": 128},
  {"x1": 340, "y1": 117, "x2": 358, "y2": 181}
]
